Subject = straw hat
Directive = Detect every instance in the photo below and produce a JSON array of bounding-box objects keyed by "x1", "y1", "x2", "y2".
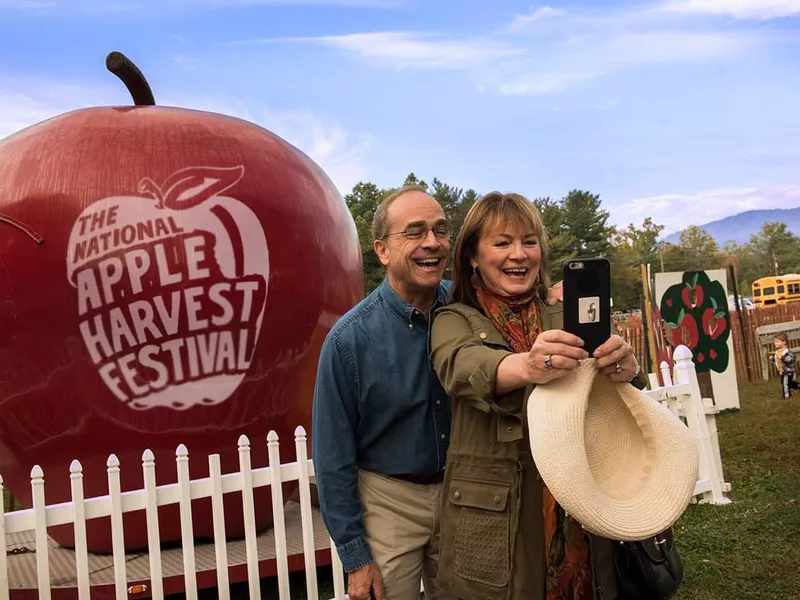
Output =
[{"x1": 527, "y1": 359, "x2": 698, "y2": 541}]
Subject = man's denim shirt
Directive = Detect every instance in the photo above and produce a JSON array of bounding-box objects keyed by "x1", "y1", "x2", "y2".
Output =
[{"x1": 311, "y1": 278, "x2": 452, "y2": 573}]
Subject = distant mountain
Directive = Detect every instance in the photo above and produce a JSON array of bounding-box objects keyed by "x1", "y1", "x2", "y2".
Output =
[{"x1": 663, "y1": 207, "x2": 800, "y2": 246}]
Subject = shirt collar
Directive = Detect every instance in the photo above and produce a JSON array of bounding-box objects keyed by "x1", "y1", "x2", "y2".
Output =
[{"x1": 380, "y1": 277, "x2": 449, "y2": 323}]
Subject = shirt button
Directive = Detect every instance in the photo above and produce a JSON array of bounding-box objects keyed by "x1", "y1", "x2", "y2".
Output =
[
  {"x1": 454, "y1": 491, "x2": 461, "y2": 499},
  {"x1": 479, "y1": 332, "x2": 487, "y2": 339},
  {"x1": 494, "y1": 496, "x2": 501, "y2": 505},
  {"x1": 506, "y1": 426, "x2": 513, "y2": 432},
  {"x1": 436, "y1": 400, "x2": 440, "y2": 405},
  {"x1": 440, "y1": 433, "x2": 446, "y2": 439}
]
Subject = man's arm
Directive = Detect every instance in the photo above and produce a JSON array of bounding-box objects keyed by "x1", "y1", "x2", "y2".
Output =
[{"x1": 311, "y1": 333, "x2": 373, "y2": 573}]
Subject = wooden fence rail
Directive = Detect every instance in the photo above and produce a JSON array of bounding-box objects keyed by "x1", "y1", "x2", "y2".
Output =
[{"x1": 617, "y1": 303, "x2": 800, "y2": 386}]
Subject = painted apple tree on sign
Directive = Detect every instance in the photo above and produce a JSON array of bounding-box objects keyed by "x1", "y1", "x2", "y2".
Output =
[{"x1": 659, "y1": 270, "x2": 730, "y2": 373}]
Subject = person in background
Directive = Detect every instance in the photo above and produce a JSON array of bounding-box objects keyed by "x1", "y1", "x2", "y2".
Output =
[
  {"x1": 429, "y1": 191, "x2": 647, "y2": 599},
  {"x1": 773, "y1": 332, "x2": 799, "y2": 399}
]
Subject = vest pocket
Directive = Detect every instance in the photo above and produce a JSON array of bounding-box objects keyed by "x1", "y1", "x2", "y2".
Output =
[{"x1": 449, "y1": 478, "x2": 512, "y2": 587}]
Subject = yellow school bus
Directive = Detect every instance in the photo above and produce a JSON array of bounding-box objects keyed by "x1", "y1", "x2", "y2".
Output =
[{"x1": 752, "y1": 274, "x2": 800, "y2": 307}]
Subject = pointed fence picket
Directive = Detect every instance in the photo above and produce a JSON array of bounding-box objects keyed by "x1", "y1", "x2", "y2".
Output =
[{"x1": 0, "y1": 345, "x2": 730, "y2": 599}]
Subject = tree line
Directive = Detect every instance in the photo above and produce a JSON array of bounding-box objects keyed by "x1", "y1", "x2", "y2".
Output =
[{"x1": 343, "y1": 173, "x2": 799, "y2": 311}]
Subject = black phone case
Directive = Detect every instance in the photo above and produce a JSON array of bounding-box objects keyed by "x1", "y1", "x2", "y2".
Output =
[{"x1": 562, "y1": 257, "x2": 612, "y2": 355}]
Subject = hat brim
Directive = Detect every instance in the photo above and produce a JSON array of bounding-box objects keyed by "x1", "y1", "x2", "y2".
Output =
[{"x1": 527, "y1": 359, "x2": 699, "y2": 541}]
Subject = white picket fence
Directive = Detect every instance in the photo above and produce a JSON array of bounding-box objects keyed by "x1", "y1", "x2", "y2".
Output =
[
  {"x1": 646, "y1": 345, "x2": 731, "y2": 505},
  {"x1": 0, "y1": 344, "x2": 730, "y2": 599},
  {"x1": 0, "y1": 428, "x2": 348, "y2": 600}
]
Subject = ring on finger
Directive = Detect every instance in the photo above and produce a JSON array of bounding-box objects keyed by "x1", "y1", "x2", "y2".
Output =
[
  {"x1": 544, "y1": 354, "x2": 553, "y2": 369},
  {"x1": 614, "y1": 361, "x2": 623, "y2": 374}
]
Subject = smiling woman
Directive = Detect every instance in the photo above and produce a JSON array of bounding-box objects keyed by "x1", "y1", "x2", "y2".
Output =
[{"x1": 429, "y1": 190, "x2": 647, "y2": 600}]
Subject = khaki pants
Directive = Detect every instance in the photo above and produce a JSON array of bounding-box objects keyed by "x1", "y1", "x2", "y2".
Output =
[{"x1": 357, "y1": 470, "x2": 453, "y2": 600}]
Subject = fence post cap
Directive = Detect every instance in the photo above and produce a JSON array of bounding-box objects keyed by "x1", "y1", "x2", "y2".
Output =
[
  {"x1": 175, "y1": 444, "x2": 189, "y2": 458},
  {"x1": 267, "y1": 430, "x2": 279, "y2": 443},
  {"x1": 237, "y1": 434, "x2": 251, "y2": 448},
  {"x1": 30, "y1": 465, "x2": 43, "y2": 479},
  {"x1": 294, "y1": 425, "x2": 307, "y2": 438},
  {"x1": 142, "y1": 449, "x2": 155, "y2": 462},
  {"x1": 107, "y1": 454, "x2": 120, "y2": 468},
  {"x1": 673, "y1": 345, "x2": 693, "y2": 362},
  {"x1": 69, "y1": 459, "x2": 83, "y2": 474}
]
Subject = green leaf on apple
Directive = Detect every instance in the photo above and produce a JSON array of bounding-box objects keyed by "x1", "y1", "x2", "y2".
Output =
[
  {"x1": 665, "y1": 321, "x2": 677, "y2": 328},
  {"x1": 715, "y1": 311, "x2": 725, "y2": 318},
  {"x1": 710, "y1": 296, "x2": 717, "y2": 310},
  {"x1": 678, "y1": 308, "x2": 685, "y2": 324}
]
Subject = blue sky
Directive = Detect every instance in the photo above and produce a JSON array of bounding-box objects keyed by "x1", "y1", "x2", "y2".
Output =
[{"x1": 1, "y1": 0, "x2": 799, "y2": 236}]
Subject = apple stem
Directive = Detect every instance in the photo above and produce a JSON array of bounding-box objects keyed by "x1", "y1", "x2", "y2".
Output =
[{"x1": 105, "y1": 51, "x2": 156, "y2": 106}]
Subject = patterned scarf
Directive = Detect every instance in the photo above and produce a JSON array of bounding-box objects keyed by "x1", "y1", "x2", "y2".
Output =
[{"x1": 476, "y1": 284, "x2": 594, "y2": 600}]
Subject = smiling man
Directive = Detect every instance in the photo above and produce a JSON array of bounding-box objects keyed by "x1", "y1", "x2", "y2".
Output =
[{"x1": 312, "y1": 185, "x2": 453, "y2": 600}]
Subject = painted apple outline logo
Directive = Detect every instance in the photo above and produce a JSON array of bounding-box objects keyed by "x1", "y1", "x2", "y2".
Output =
[{"x1": 65, "y1": 165, "x2": 270, "y2": 411}]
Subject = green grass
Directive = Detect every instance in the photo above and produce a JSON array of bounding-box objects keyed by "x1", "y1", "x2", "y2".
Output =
[{"x1": 672, "y1": 378, "x2": 800, "y2": 600}]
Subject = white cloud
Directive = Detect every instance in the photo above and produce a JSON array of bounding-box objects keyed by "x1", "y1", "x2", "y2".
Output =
[
  {"x1": 498, "y1": 71, "x2": 600, "y2": 95},
  {"x1": 255, "y1": 11, "x2": 762, "y2": 97},
  {"x1": 494, "y1": 29, "x2": 753, "y2": 95},
  {"x1": 508, "y1": 6, "x2": 567, "y2": 30},
  {"x1": 487, "y1": 0, "x2": 778, "y2": 95},
  {"x1": 602, "y1": 31, "x2": 753, "y2": 63},
  {"x1": 0, "y1": 81, "x2": 105, "y2": 139},
  {"x1": 0, "y1": 82, "x2": 372, "y2": 195},
  {"x1": 256, "y1": 108, "x2": 374, "y2": 193},
  {"x1": 240, "y1": 32, "x2": 525, "y2": 70},
  {"x1": 154, "y1": 95, "x2": 373, "y2": 193},
  {"x1": 661, "y1": 0, "x2": 800, "y2": 20},
  {"x1": 172, "y1": 54, "x2": 196, "y2": 70},
  {"x1": 612, "y1": 185, "x2": 800, "y2": 235}
]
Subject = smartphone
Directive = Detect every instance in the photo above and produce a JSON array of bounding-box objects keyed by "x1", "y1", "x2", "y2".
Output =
[{"x1": 562, "y1": 257, "x2": 611, "y2": 355}]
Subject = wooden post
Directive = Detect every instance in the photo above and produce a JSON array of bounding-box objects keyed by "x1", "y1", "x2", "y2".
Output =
[
  {"x1": 640, "y1": 264, "x2": 659, "y2": 379},
  {"x1": 728, "y1": 263, "x2": 752, "y2": 382}
]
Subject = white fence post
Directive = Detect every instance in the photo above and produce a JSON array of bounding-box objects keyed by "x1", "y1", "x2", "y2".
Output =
[
  {"x1": 31, "y1": 465, "x2": 51, "y2": 600},
  {"x1": 176, "y1": 445, "x2": 198, "y2": 599},
  {"x1": 295, "y1": 426, "x2": 319, "y2": 599},
  {"x1": 268, "y1": 431, "x2": 291, "y2": 600},
  {"x1": 660, "y1": 360, "x2": 673, "y2": 387},
  {"x1": 208, "y1": 453, "x2": 230, "y2": 600},
  {"x1": 107, "y1": 455, "x2": 127, "y2": 600},
  {"x1": 69, "y1": 460, "x2": 91, "y2": 600},
  {"x1": 238, "y1": 434, "x2": 261, "y2": 600},
  {"x1": 671, "y1": 345, "x2": 731, "y2": 505},
  {"x1": 142, "y1": 449, "x2": 164, "y2": 600},
  {"x1": 0, "y1": 476, "x2": 8, "y2": 600}
]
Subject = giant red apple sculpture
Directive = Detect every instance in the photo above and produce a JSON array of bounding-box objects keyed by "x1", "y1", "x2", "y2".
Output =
[{"x1": 0, "y1": 52, "x2": 363, "y2": 552}]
